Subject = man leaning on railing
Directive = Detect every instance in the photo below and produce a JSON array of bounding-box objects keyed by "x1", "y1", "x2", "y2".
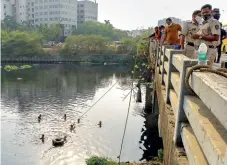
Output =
[{"x1": 161, "y1": 18, "x2": 182, "y2": 49}]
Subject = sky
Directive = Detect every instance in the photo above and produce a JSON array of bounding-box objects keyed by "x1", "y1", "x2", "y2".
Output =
[{"x1": 96, "y1": 0, "x2": 227, "y2": 30}]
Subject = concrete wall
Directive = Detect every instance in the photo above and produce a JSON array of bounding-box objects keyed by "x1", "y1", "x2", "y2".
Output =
[{"x1": 155, "y1": 68, "x2": 189, "y2": 165}]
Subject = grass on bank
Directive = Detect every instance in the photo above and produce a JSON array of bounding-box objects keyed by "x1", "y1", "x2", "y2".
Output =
[{"x1": 86, "y1": 156, "x2": 162, "y2": 165}]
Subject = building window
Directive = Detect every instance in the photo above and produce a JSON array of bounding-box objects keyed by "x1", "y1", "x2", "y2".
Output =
[
  {"x1": 80, "y1": 4, "x2": 84, "y2": 7},
  {"x1": 4, "y1": 4, "x2": 6, "y2": 9},
  {"x1": 4, "y1": 13, "x2": 6, "y2": 16},
  {"x1": 80, "y1": 10, "x2": 84, "y2": 13}
]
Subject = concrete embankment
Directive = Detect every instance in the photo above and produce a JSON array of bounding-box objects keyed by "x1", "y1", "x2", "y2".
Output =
[{"x1": 150, "y1": 41, "x2": 227, "y2": 165}]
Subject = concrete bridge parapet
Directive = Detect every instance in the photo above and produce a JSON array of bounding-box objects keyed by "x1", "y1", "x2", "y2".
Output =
[{"x1": 150, "y1": 41, "x2": 227, "y2": 165}]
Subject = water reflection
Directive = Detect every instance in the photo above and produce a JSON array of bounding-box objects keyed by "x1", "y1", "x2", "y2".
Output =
[
  {"x1": 1, "y1": 64, "x2": 161, "y2": 165},
  {"x1": 139, "y1": 86, "x2": 163, "y2": 162}
]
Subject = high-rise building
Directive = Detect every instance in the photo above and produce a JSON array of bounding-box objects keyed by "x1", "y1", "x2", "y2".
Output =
[
  {"x1": 1, "y1": 0, "x2": 16, "y2": 20},
  {"x1": 1, "y1": 0, "x2": 78, "y2": 36},
  {"x1": 77, "y1": 0, "x2": 98, "y2": 24}
]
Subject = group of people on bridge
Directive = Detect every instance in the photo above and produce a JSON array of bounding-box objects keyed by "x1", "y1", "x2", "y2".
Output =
[{"x1": 145, "y1": 4, "x2": 227, "y2": 67}]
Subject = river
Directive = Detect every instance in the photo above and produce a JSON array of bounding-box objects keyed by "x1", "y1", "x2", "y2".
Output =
[{"x1": 1, "y1": 64, "x2": 162, "y2": 165}]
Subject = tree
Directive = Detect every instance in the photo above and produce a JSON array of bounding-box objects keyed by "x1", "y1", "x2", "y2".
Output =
[
  {"x1": 117, "y1": 37, "x2": 137, "y2": 54},
  {"x1": 72, "y1": 21, "x2": 129, "y2": 40},
  {"x1": 62, "y1": 35, "x2": 109, "y2": 55},
  {"x1": 1, "y1": 16, "x2": 19, "y2": 31},
  {"x1": 1, "y1": 30, "x2": 44, "y2": 57},
  {"x1": 38, "y1": 24, "x2": 61, "y2": 42}
]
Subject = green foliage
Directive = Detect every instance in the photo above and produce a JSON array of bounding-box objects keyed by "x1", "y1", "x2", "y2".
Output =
[
  {"x1": 73, "y1": 21, "x2": 129, "y2": 40},
  {"x1": 62, "y1": 34, "x2": 138, "y2": 55},
  {"x1": 117, "y1": 38, "x2": 137, "y2": 54},
  {"x1": 1, "y1": 16, "x2": 35, "y2": 32},
  {"x1": 136, "y1": 39, "x2": 149, "y2": 56},
  {"x1": 38, "y1": 24, "x2": 61, "y2": 42},
  {"x1": 4, "y1": 65, "x2": 19, "y2": 72},
  {"x1": 1, "y1": 30, "x2": 44, "y2": 57},
  {"x1": 20, "y1": 65, "x2": 32, "y2": 69},
  {"x1": 86, "y1": 156, "x2": 126, "y2": 165},
  {"x1": 1, "y1": 16, "x2": 19, "y2": 30},
  {"x1": 86, "y1": 156, "x2": 109, "y2": 165},
  {"x1": 158, "y1": 149, "x2": 163, "y2": 162},
  {"x1": 2, "y1": 16, "x2": 61, "y2": 43},
  {"x1": 1, "y1": 16, "x2": 151, "y2": 57},
  {"x1": 3, "y1": 65, "x2": 32, "y2": 72},
  {"x1": 131, "y1": 55, "x2": 152, "y2": 83},
  {"x1": 62, "y1": 35, "x2": 110, "y2": 55}
]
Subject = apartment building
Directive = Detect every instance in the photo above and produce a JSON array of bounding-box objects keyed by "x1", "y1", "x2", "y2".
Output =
[
  {"x1": 1, "y1": 0, "x2": 77, "y2": 36},
  {"x1": 1, "y1": 0, "x2": 15, "y2": 20},
  {"x1": 77, "y1": 0, "x2": 98, "y2": 24}
]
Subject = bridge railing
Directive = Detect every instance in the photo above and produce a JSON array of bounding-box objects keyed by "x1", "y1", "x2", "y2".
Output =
[{"x1": 150, "y1": 41, "x2": 227, "y2": 165}]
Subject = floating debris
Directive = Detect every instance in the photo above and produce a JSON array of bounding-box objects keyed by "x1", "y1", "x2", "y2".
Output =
[
  {"x1": 63, "y1": 114, "x2": 67, "y2": 121},
  {"x1": 40, "y1": 134, "x2": 45, "y2": 143},
  {"x1": 136, "y1": 82, "x2": 142, "y2": 103},
  {"x1": 52, "y1": 137, "x2": 65, "y2": 147},
  {"x1": 98, "y1": 121, "x2": 102, "y2": 128},
  {"x1": 70, "y1": 123, "x2": 76, "y2": 132},
  {"x1": 17, "y1": 77, "x2": 22, "y2": 80},
  {"x1": 38, "y1": 114, "x2": 41, "y2": 123},
  {"x1": 77, "y1": 118, "x2": 80, "y2": 123},
  {"x1": 141, "y1": 128, "x2": 145, "y2": 132}
]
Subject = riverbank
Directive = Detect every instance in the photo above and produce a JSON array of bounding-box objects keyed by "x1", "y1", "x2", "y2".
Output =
[
  {"x1": 1, "y1": 54, "x2": 133, "y2": 64},
  {"x1": 86, "y1": 156, "x2": 162, "y2": 165}
]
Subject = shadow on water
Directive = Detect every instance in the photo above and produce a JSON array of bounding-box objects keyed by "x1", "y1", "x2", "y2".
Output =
[
  {"x1": 138, "y1": 86, "x2": 163, "y2": 162},
  {"x1": 1, "y1": 64, "x2": 162, "y2": 165}
]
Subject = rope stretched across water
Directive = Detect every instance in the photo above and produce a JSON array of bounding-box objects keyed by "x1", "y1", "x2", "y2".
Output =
[
  {"x1": 185, "y1": 65, "x2": 227, "y2": 95},
  {"x1": 78, "y1": 81, "x2": 119, "y2": 119}
]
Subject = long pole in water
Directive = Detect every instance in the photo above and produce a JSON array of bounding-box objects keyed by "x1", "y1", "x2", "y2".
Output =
[{"x1": 118, "y1": 85, "x2": 133, "y2": 164}]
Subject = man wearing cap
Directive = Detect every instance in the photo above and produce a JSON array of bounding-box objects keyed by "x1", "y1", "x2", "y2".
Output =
[
  {"x1": 212, "y1": 8, "x2": 227, "y2": 63},
  {"x1": 192, "y1": 4, "x2": 220, "y2": 67},
  {"x1": 181, "y1": 10, "x2": 202, "y2": 58}
]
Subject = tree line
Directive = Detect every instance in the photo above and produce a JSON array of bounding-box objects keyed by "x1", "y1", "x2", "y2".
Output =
[{"x1": 1, "y1": 16, "x2": 153, "y2": 57}]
